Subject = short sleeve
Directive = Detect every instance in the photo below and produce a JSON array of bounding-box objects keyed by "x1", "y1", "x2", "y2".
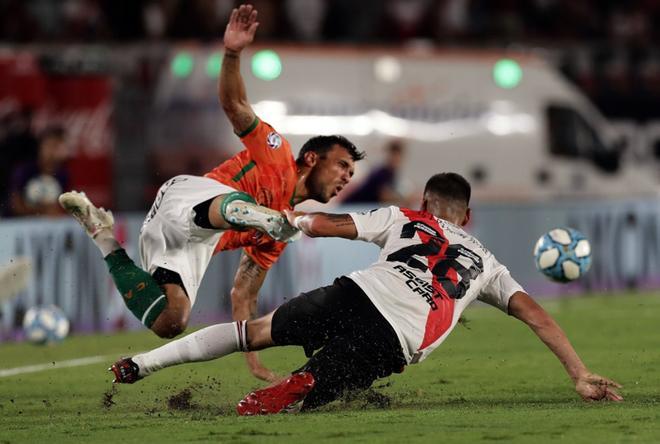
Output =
[
  {"x1": 243, "y1": 241, "x2": 287, "y2": 270},
  {"x1": 348, "y1": 206, "x2": 399, "y2": 247},
  {"x1": 239, "y1": 117, "x2": 292, "y2": 165},
  {"x1": 478, "y1": 263, "x2": 525, "y2": 314}
]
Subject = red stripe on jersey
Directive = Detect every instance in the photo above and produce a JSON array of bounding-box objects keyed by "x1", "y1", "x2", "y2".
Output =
[
  {"x1": 400, "y1": 208, "x2": 455, "y2": 350},
  {"x1": 446, "y1": 267, "x2": 459, "y2": 286}
]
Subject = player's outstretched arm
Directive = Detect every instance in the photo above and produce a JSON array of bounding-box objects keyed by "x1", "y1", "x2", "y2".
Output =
[
  {"x1": 230, "y1": 252, "x2": 280, "y2": 383},
  {"x1": 284, "y1": 210, "x2": 358, "y2": 239},
  {"x1": 508, "y1": 291, "x2": 623, "y2": 402},
  {"x1": 220, "y1": 4, "x2": 258, "y2": 134}
]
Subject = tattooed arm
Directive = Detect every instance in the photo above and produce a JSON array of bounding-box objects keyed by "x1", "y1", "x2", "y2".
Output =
[
  {"x1": 220, "y1": 5, "x2": 258, "y2": 134},
  {"x1": 283, "y1": 210, "x2": 358, "y2": 239},
  {"x1": 230, "y1": 252, "x2": 279, "y2": 382}
]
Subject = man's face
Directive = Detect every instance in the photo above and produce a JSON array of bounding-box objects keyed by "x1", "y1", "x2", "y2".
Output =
[
  {"x1": 40, "y1": 135, "x2": 69, "y2": 165},
  {"x1": 307, "y1": 145, "x2": 355, "y2": 203}
]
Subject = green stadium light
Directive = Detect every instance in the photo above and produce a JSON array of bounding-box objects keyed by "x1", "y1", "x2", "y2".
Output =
[
  {"x1": 251, "y1": 50, "x2": 282, "y2": 81},
  {"x1": 493, "y1": 59, "x2": 522, "y2": 89},
  {"x1": 206, "y1": 53, "x2": 222, "y2": 78},
  {"x1": 171, "y1": 52, "x2": 194, "y2": 78}
]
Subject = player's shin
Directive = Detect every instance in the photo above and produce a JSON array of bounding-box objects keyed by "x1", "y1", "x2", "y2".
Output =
[
  {"x1": 103, "y1": 249, "x2": 167, "y2": 328},
  {"x1": 131, "y1": 321, "x2": 248, "y2": 376}
]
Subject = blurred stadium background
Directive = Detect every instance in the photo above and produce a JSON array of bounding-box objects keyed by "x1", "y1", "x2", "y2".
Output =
[{"x1": 1, "y1": 0, "x2": 660, "y2": 339}]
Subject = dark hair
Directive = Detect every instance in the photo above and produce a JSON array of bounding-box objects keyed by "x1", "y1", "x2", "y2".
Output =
[
  {"x1": 424, "y1": 173, "x2": 471, "y2": 206},
  {"x1": 296, "y1": 135, "x2": 365, "y2": 165},
  {"x1": 39, "y1": 125, "x2": 66, "y2": 143},
  {"x1": 387, "y1": 139, "x2": 405, "y2": 155}
]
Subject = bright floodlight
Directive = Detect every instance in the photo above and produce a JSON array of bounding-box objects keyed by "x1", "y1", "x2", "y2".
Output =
[
  {"x1": 493, "y1": 59, "x2": 522, "y2": 89},
  {"x1": 206, "y1": 53, "x2": 222, "y2": 78},
  {"x1": 251, "y1": 50, "x2": 282, "y2": 81},
  {"x1": 171, "y1": 52, "x2": 194, "y2": 78},
  {"x1": 374, "y1": 56, "x2": 402, "y2": 83}
]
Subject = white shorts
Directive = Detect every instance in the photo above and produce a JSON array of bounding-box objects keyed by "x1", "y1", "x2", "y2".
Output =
[{"x1": 139, "y1": 175, "x2": 236, "y2": 305}]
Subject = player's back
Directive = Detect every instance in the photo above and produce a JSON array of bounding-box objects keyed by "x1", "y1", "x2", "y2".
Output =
[
  {"x1": 347, "y1": 206, "x2": 522, "y2": 363},
  {"x1": 205, "y1": 118, "x2": 298, "y2": 269},
  {"x1": 205, "y1": 119, "x2": 297, "y2": 211}
]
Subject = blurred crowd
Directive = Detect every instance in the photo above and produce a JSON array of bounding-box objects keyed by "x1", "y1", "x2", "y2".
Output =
[
  {"x1": 1, "y1": 0, "x2": 660, "y2": 218},
  {"x1": 1, "y1": 0, "x2": 659, "y2": 48},
  {"x1": 0, "y1": 109, "x2": 69, "y2": 218}
]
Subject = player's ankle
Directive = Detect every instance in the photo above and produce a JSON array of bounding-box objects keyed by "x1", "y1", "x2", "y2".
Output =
[{"x1": 93, "y1": 230, "x2": 121, "y2": 256}]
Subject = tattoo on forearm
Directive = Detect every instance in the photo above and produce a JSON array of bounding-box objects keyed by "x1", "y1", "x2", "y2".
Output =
[
  {"x1": 222, "y1": 57, "x2": 239, "y2": 71},
  {"x1": 325, "y1": 213, "x2": 354, "y2": 227},
  {"x1": 239, "y1": 255, "x2": 263, "y2": 280}
]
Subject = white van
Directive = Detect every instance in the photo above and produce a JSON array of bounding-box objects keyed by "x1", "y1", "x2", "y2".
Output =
[{"x1": 158, "y1": 46, "x2": 657, "y2": 201}]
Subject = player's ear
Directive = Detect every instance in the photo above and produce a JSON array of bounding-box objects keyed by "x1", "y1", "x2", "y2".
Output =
[
  {"x1": 303, "y1": 150, "x2": 318, "y2": 167},
  {"x1": 461, "y1": 207, "x2": 471, "y2": 226}
]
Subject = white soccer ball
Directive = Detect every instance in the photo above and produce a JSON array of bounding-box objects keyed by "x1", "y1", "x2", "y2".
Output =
[
  {"x1": 23, "y1": 305, "x2": 70, "y2": 344},
  {"x1": 533, "y1": 227, "x2": 592, "y2": 283},
  {"x1": 24, "y1": 174, "x2": 63, "y2": 205}
]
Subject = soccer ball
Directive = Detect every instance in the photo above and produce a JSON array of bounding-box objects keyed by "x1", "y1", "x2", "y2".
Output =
[
  {"x1": 23, "y1": 305, "x2": 70, "y2": 344},
  {"x1": 533, "y1": 228, "x2": 592, "y2": 282},
  {"x1": 24, "y1": 175, "x2": 63, "y2": 205}
]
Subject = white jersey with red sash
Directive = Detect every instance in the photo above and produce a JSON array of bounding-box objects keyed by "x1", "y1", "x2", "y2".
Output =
[{"x1": 347, "y1": 206, "x2": 524, "y2": 364}]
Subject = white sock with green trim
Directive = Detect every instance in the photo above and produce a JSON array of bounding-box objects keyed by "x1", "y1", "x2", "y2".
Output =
[{"x1": 132, "y1": 321, "x2": 247, "y2": 376}]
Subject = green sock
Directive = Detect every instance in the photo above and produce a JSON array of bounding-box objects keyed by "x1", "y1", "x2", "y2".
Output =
[{"x1": 104, "y1": 249, "x2": 167, "y2": 328}]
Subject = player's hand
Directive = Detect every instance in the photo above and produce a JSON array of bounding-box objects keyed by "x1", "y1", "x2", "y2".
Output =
[
  {"x1": 223, "y1": 4, "x2": 259, "y2": 52},
  {"x1": 245, "y1": 351, "x2": 281, "y2": 383},
  {"x1": 283, "y1": 209, "x2": 307, "y2": 227},
  {"x1": 575, "y1": 372, "x2": 623, "y2": 402}
]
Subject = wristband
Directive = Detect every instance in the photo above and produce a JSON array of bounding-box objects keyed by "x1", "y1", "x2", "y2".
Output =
[{"x1": 292, "y1": 215, "x2": 305, "y2": 230}]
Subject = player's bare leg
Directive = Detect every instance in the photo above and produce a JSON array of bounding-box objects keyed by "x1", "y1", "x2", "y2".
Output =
[{"x1": 59, "y1": 191, "x2": 176, "y2": 335}]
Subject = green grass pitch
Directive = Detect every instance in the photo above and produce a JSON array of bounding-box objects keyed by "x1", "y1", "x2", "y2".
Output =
[{"x1": 1, "y1": 292, "x2": 659, "y2": 443}]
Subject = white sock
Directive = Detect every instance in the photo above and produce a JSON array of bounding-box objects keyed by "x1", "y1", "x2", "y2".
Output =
[
  {"x1": 132, "y1": 321, "x2": 248, "y2": 376},
  {"x1": 93, "y1": 229, "x2": 121, "y2": 257}
]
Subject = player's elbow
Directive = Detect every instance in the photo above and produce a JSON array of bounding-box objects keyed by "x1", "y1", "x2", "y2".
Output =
[
  {"x1": 230, "y1": 286, "x2": 246, "y2": 304},
  {"x1": 509, "y1": 292, "x2": 551, "y2": 327},
  {"x1": 221, "y1": 98, "x2": 249, "y2": 115},
  {"x1": 230, "y1": 286, "x2": 255, "y2": 317}
]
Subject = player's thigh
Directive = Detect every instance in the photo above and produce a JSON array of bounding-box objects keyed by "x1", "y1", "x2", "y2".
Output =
[
  {"x1": 270, "y1": 277, "x2": 364, "y2": 353},
  {"x1": 139, "y1": 175, "x2": 236, "y2": 305}
]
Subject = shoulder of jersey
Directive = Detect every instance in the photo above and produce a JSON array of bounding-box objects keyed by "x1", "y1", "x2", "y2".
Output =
[{"x1": 266, "y1": 131, "x2": 283, "y2": 150}]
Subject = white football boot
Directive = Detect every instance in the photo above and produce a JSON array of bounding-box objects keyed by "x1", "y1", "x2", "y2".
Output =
[
  {"x1": 58, "y1": 191, "x2": 115, "y2": 238},
  {"x1": 224, "y1": 201, "x2": 301, "y2": 243}
]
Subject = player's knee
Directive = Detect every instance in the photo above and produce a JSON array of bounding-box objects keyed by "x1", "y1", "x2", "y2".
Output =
[
  {"x1": 245, "y1": 321, "x2": 260, "y2": 350},
  {"x1": 245, "y1": 313, "x2": 275, "y2": 350},
  {"x1": 151, "y1": 315, "x2": 187, "y2": 338},
  {"x1": 230, "y1": 289, "x2": 256, "y2": 316},
  {"x1": 150, "y1": 305, "x2": 189, "y2": 338}
]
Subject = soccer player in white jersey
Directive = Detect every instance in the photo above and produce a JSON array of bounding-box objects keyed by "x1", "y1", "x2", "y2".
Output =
[{"x1": 110, "y1": 172, "x2": 622, "y2": 414}]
